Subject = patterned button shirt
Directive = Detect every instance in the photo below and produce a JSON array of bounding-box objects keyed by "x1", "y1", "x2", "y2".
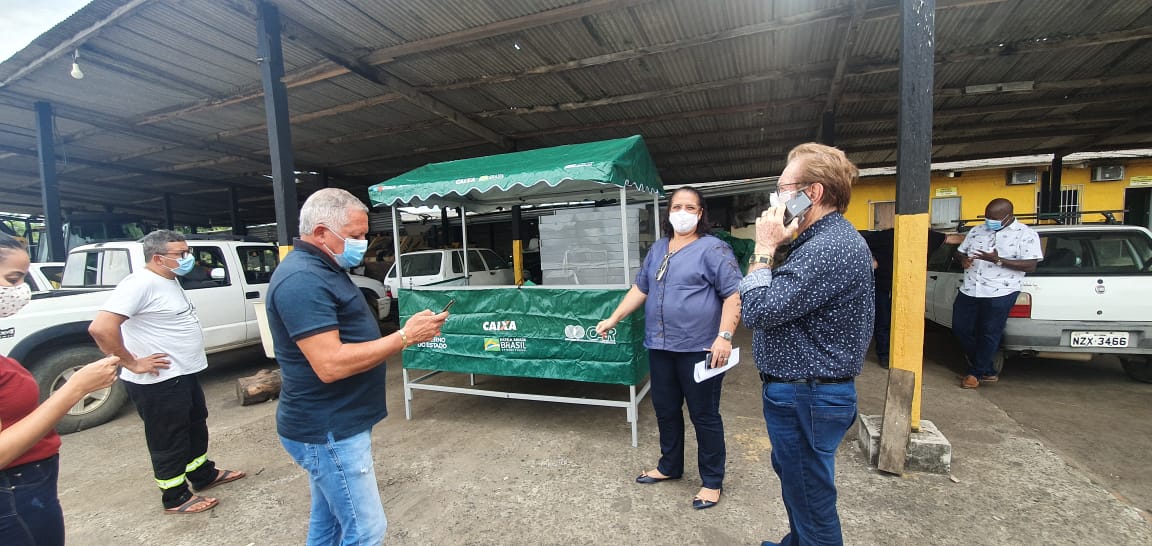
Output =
[
  {"x1": 738, "y1": 213, "x2": 875, "y2": 380},
  {"x1": 957, "y1": 221, "x2": 1043, "y2": 298}
]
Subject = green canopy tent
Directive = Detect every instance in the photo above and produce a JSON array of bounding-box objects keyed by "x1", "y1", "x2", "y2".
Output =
[{"x1": 367, "y1": 136, "x2": 664, "y2": 447}]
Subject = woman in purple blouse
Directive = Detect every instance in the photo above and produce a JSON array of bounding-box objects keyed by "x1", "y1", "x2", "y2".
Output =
[{"x1": 595, "y1": 187, "x2": 743, "y2": 510}]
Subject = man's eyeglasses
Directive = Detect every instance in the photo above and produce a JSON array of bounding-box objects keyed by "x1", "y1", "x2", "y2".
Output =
[{"x1": 160, "y1": 250, "x2": 192, "y2": 259}]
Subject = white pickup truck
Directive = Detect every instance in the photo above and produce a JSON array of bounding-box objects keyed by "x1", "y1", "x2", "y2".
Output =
[{"x1": 0, "y1": 239, "x2": 389, "y2": 433}]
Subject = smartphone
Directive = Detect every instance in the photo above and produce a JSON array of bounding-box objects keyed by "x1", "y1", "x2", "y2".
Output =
[
  {"x1": 782, "y1": 191, "x2": 813, "y2": 226},
  {"x1": 440, "y1": 299, "x2": 456, "y2": 313}
]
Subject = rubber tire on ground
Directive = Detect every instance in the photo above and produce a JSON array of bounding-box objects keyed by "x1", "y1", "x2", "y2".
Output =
[
  {"x1": 30, "y1": 345, "x2": 129, "y2": 434},
  {"x1": 1120, "y1": 355, "x2": 1152, "y2": 383}
]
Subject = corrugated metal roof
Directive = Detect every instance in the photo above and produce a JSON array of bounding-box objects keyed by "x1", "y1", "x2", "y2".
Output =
[{"x1": 0, "y1": 0, "x2": 1149, "y2": 225}]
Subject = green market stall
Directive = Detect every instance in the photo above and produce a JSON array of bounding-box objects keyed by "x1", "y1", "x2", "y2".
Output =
[{"x1": 368, "y1": 136, "x2": 663, "y2": 446}]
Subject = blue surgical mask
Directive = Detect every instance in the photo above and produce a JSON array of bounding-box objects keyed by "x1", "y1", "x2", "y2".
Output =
[
  {"x1": 160, "y1": 254, "x2": 196, "y2": 276},
  {"x1": 322, "y1": 226, "x2": 368, "y2": 269},
  {"x1": 985, "y1": 218, "x2": 1004, "y2": 231}
]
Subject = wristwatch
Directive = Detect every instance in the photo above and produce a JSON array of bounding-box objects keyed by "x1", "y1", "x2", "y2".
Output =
[
  {"x1": 996, "y1": 259, "x2": 1004, "y2": 266},
  {"x1": 749, "y1": 254, "x2": 774, "y2": 267},
  {"x1": 718, "y1": 331, "x2": 733, "y2": 341}
]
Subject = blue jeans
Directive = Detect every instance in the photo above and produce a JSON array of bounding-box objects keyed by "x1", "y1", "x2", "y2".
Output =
[
  {"x1": 0, "y1": 454, "x2": 64, "y2": 546},
  {"x1": 761, "y1": 381, "x2": 857, "y2": 546},
  {"x1": 280, "y1": 431, "x2": 387, "y2": 546},
  {"x1": 648, "y1": 349, "x2": 726, "y2": 489},
  {"x1": 951, "y1": 291, "x2": 1018, "y2": 378}
]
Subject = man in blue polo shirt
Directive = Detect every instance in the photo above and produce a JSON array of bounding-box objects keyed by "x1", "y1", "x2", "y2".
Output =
[
  {"x1": 265, "y1": 188, "x2": 447, "y2": 545},
  {"x1": 741, "y1": 143, "x2": 874, "y2": 546}
]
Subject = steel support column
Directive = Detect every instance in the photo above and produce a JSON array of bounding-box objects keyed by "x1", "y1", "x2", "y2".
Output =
[
  {"x1": 34, "y1": 102, "x2": 65, "y2": 261},
  {"x1": 1050, "y1": 153, "x2": 1064, "y2": 222},
  {"x1": 821, "y1": 110, "x2": 837, "y2": 146},
  {"x1": 257, "y1": 2, "x2": 298, "y2": 245},
  {"x1": 888, "y1": 0, "x2": 935, "y2": 432},
  {"x1": 163, "y1": 193, "x2": 174, "y2": 230},
  {"x1": 229, "y1": 186, "x2": 247, "y2": 236}
]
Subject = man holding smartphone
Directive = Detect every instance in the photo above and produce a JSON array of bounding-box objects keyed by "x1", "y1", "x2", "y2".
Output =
[
  {"x1": 739, "y1": 143, "x2": 874, "y2": 546},
  {"x1": 265, "y1": 188, "x2": 448, "y2": 545}
]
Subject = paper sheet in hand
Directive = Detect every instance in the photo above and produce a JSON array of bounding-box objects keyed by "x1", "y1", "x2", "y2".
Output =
[{"x1": 694, "y1": 347, "x2": 740, "y2": 383}]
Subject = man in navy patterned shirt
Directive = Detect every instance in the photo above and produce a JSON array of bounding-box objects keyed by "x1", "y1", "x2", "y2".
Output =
[{"x1": 740, "y1": 143, "x2": 874, "y2": 546}]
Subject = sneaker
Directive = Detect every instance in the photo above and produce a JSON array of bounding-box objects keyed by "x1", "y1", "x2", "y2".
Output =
[
  {"x1": 980, "y1": 375, "x2": 999, "y2": 383},
  {"x1": 960, "y1": 375, "x2": 980, "y2": 389}
]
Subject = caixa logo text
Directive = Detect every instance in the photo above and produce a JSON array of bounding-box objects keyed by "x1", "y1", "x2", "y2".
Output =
[{"x1": 482, "y1": 320, "x2": 517, "y2": 331}]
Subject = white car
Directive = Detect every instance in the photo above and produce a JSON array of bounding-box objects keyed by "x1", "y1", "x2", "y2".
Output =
[
  {"x1": 27, "y1": 262, "x2": 64, "y2": 293},
  {"x1": 383, "y1": 248, "x2": 514, "y2": 319},
  {"x1": 925, "y1": 224, "x2": 1152, "y2": 382}
]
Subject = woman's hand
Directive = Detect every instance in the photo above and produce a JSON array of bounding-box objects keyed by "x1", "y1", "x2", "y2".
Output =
[
  {"x1": 594, "y1": 318, "x2": 618, "y2": 339},
  {"x1": 707, "y1": 337, "x2": 733, "y2": 369},
  {"x1": 62, "y1": 355, "x2": 120, "y2": 395}
]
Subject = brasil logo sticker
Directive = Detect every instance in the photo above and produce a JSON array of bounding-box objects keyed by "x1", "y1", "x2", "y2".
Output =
[{"x1": 484, "y1": 338, "x2": 500, "y2": 352}]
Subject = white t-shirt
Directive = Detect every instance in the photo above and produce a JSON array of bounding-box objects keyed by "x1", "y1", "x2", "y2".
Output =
[
  {"x1": 957, "y1": 221, "x2": 1044, "y2": 298},
  {"x1": 100, "y1": 270, "x2": 207, "y2": 385}
]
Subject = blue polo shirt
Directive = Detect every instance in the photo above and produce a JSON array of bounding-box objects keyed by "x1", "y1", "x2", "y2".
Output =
[
  {"x1": 635, "y1": 234, "x2": 743, "y2": 352},
  {"x1": 266, "y1": 239, "x2": 386, "y2": 443}
]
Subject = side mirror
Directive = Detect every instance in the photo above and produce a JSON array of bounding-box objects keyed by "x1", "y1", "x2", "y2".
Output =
[{"x1": 210, "y1": 267, "x2": 226, "y2": 280}]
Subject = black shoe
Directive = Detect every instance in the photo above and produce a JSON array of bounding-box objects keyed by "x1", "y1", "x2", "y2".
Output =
[
  {"x1": 635, "y1": 472, "x2": 678, "y2": 484},
  {"x1": 878, "y1": 356, "x2": 889, "y2": 368},
  {"x1": 692, "y1": 491, "x2": 721, "y2": 510}
]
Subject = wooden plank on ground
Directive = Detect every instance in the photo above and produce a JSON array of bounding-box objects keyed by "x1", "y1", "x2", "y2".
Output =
[{"x1": 877, "y1": 368, "x2": 916, "y2": 474}]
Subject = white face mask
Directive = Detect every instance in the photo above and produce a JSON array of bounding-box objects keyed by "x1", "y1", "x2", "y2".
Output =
[
  {"x1": 0, "y1": 283, "x2": 32, "y2": 318},
  {"x1": 668, "y1": 210, "x2": 699, "y2": 234}
]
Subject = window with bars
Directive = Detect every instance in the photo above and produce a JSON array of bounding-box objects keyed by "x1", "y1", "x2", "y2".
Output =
[{"x1": 1036, "y1": 184, "x2": 1084, "y2": 224}]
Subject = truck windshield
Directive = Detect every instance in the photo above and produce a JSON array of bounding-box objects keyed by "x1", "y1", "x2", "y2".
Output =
[{"x1": 390, "y1": 253, "x2": 443, "y2": 277}]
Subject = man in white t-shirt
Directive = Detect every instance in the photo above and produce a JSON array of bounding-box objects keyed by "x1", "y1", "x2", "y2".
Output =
[
  {"x1": 89, "y1": 230, "x2": 245, "y2": 514},
  {"x1": 952, "y1": 198, "x2": 1043, "y2": 389}
]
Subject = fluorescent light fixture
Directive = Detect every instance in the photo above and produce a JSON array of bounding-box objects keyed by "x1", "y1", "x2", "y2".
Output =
[{"x1": 963, "y1": 80, "x2": 1034, "y2": 95}]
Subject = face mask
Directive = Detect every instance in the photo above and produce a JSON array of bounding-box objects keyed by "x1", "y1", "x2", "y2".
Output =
[
  {"x1": 668, "y1": 210, "x2": 700, "y2": 234},
  {"x1": 985, "y1": 218, "x2": 1004, "y2": 231},
  {"x1": 0, "y1": 283, "x2": 32, "y2": 318},
  {"x1": 322, "y1": 227, "x2": 368, "y2": 269},
  {"x1": 161, "y1": 255, "x2": 196, "y2": 276}
]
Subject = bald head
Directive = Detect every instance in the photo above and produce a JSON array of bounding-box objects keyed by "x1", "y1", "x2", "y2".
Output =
[{"x1": 986, "y1": 198, "x2": 1014, "y2": 221}]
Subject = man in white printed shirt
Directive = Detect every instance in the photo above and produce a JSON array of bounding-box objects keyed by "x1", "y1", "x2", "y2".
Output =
[{"x1": 952, "y1": 198, "x2": 1043, "y2": 389}]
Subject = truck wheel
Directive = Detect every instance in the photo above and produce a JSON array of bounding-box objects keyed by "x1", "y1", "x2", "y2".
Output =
[
  {"x1": 1120, "y1": 356, "x2": 1152, "y2": 383},
  {"x1": 31, "y1": 346, "x2": 129, "y2": 434}
]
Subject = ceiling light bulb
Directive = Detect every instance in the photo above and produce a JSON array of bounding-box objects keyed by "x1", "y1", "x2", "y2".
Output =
[{"x1": 70, "y1": 62, "x2": 84, "y2": 79}]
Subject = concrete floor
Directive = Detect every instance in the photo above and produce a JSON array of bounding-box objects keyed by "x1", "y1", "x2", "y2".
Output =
[{"x1": 54, "y1": 324, "x2": 1151, "y2": 545}]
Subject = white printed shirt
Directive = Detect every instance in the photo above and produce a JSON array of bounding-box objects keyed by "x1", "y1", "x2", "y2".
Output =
[{"x1": 957, "y1": 221, "x2": 1043, "y2": 298}]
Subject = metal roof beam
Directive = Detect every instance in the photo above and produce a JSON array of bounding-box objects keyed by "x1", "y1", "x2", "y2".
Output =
[
  {"x1": 0, "y1": 0, "x2": 158, "y2": 89},
  {"x1": 818, "y1": 0, "x2": 869, "y2": 142}
]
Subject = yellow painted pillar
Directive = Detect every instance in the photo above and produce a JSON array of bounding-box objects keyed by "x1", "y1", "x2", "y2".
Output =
[
  {"x1": 512, "y1": 239, "x2": 524, "y2": 285},
  {"x1": 279, "y1": 244, "x2": 292, "y2": 261},
  {"x1": 890, "y1": 213, "x2": 930, "y2": 431}
]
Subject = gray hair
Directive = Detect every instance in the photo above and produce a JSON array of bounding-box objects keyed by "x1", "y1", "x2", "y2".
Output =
[
  {"x1": 299, "y1": 188, "x2": 369, "y2": 236},
  {"x1": 141, "y1": 230, "x2": 186, "y2": 258}
]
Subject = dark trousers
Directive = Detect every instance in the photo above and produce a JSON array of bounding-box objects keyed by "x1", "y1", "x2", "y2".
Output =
[
  {"x1": 0, "y1": 454, "x2": 64, "y2": 546},
  {"x1": 124, "y1": 374, "x2": 217, "y2": 509},
  {"x1": 648, "y1": 349, "x2": 726, "y2": 489},
  {"x1": 873, "y1": 289, "x2": 892, "y2": 361},
  {"x1": 951, "y1": 291, "x2": 1018, "y2": 378}
]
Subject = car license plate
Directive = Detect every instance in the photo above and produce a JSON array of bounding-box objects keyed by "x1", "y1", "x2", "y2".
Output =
[{"x1": 1069, "y1": 331, "x2": 1129, "y2": 348}]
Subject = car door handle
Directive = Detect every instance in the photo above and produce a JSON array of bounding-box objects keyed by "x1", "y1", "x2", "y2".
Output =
[
  {"x1": 245, "y1": 291, "x2": 260, "y2": 299},
  {"x1": 929, "y1": 275, "x2": 938, "y2": 280}
]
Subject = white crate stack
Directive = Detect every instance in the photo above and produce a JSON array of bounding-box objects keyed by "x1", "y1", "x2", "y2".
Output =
[{"x1": 538, "y1": 205, "x2": 653, "y2": 285}]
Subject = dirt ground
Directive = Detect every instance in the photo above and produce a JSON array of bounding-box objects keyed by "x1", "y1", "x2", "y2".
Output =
[{"x1": 55, "y1": 326, "x2": 1151, "y2": 545}]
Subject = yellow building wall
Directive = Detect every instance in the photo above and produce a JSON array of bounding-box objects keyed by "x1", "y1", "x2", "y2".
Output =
[{"x1": 845, "y1": 158, "x2": 1152, "y2": 231}]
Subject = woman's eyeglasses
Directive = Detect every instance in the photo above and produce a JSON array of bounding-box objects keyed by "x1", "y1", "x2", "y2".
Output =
[{"x1": 655, "y1": 251, "x2": 673, "y2": 281}]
